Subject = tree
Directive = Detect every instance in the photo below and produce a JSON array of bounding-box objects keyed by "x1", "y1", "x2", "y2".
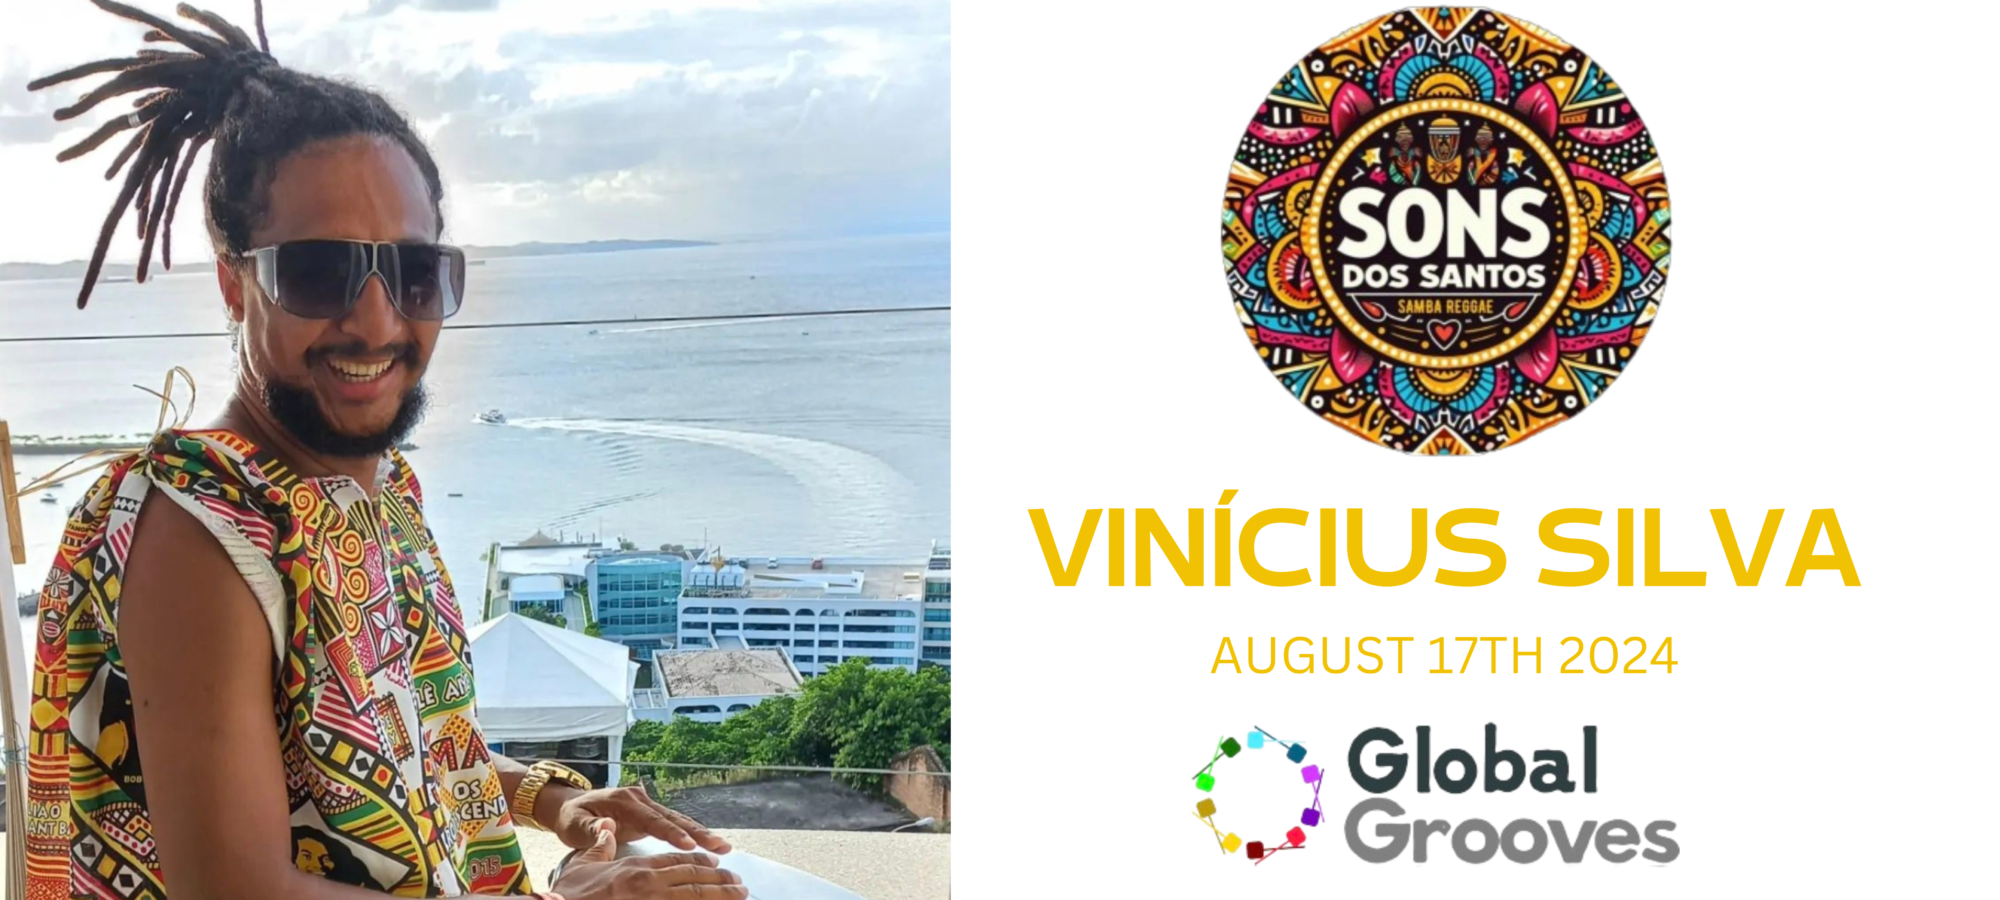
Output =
[
  {"x1": 622, "y1": 719, "x2": 668, "y2": 760},
  {"x1": 803, "y1": 660, "x2": 950, "y2": 789},
  {"x1": 517, "y1": 604, "x2": 566, "y2": 629},
  {"x1": 623, "y1": 658, "x2": 951, "y2": 794}
]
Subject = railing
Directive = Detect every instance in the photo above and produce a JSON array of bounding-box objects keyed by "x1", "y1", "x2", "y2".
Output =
[{"x1": 527, "y1": 757, "x2": 951, "y2": 777}]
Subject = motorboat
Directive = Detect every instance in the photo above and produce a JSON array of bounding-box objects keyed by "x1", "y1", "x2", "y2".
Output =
[
  {"x1": 40, "y1": 492, "x2": 58, "y2": 504},
  {"x1": 395, "y1": 441, "x2": 418, "y2": 451},
  {"x1": 476, "y1": 409, "x2": 506, "y2": 425}
]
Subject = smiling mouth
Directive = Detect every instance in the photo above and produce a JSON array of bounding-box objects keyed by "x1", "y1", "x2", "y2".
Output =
[{"x1": 326, "y1": 357, "x2": 396, "y2": 383}]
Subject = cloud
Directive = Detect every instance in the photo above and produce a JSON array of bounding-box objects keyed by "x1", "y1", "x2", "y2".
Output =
[
  {"x1": 363, "y1": 0, "x2": 501, "y2": 15},
  {"x1": 0, "y1": 0, "x2": 948, "y2": 261},
  {"x1": 338, "y1": 0, "x2": 949, "y2": 240},
  {"x1": 0, "y1": 53, "x2": 102, "y2": 147},
  {"x1": 494, "y1": 2, "x2": 948, "y2": 67},
  {"x1": 0, "y1": 115, "x2": 60, "y2": 146}
]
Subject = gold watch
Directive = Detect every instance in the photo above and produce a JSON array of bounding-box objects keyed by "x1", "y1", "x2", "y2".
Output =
[{"x1": 512, "y1": 760, "x2": 593, "y2": 831}]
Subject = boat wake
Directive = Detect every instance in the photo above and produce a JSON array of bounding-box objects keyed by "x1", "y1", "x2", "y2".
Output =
[{"x1": 506, "y1": 417, "x2": 915, "y2": 548}]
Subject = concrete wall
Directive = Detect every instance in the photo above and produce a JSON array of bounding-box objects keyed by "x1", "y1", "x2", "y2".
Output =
[
  {"x1": 662, "y1": 692, "x2": 779, "y2": 724},
  {"x1": 886, "y1": 745, "x2": 950, "y2": 824}
]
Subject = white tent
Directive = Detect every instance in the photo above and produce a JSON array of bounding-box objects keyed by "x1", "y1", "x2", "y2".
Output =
[{"x1": 467, "y1": 613, "x2": 639, "y2": 784}]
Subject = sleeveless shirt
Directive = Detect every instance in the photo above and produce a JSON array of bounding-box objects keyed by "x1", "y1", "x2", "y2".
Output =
[{"x1": 25, "y1": 429, "x2": 532, "y2": 898}]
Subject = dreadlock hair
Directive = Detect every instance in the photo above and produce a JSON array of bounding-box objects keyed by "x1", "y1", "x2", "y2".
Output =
[{"x1": 28, "y1": 0, "x2": 445, "y2": 309}]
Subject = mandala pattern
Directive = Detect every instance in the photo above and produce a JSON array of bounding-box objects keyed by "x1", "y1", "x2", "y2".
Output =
[
  {"x1": 1222, "y1": 7, "x2": 1671, "y2": 454},
  {"x1": 26, "y1": 430, "x2": 532, "y2": 899}
]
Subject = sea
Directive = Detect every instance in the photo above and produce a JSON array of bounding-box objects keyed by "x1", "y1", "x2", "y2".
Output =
[{"x1": 2, "y1": 232, "x2": 950, "y2": 647}]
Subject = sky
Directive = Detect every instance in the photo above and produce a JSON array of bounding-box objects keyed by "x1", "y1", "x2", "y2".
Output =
[{"x1": 0, "y1": 0, "x2": 949, "y2": 264}]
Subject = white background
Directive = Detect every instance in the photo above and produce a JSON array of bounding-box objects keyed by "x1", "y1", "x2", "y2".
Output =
[{"x1": 953, "y1": 1, "x2": 1997, "y2": 895}]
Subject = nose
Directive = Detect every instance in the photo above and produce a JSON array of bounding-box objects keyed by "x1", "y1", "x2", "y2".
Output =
[{"x1": 338, "y1": 268, "x2": 408, "y2": 350}]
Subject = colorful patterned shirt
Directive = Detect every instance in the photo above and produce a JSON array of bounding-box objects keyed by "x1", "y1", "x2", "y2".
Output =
[{"x1": 25, "y1": 429, "x2": 532, "y2": 898}]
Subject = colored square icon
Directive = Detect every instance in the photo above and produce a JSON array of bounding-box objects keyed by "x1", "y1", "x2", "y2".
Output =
[
  {"x1": 1222, "y1": 834, "x2": 1242, "y2": 854},
  {"x1": 1196, "y1": 773, "x2": 1214, "y2": 792},
  {"x1": 1247, "y1": 731, "x2": 1265, "y2": 749},
  {"x1": 1300, "y1": 764, "x2": 1320, "y2": 783},
  {"x1": 1195, "y1": 799, "x2": 1216, "y2": 818},
  {"x1": 1286, "y1": 744, "x2": 1307, "y2": 763},
  {"x1": 1300, "y1": 808, "x2": 1321, "y2": 827},
  {"x1": 1287, "y1": 826, "x2": 1307, "y2": 846},
  {"x1": 1245, "y1": 841, "x2": 1265, "y2": 859},
  {"x1": 1220, "y1": 737, "x2": 1242, "y2": 757}
]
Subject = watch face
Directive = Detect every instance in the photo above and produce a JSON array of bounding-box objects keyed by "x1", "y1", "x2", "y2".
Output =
[{"x1": 1221, "y1": 7, "x2": 1671, "y2": 454}]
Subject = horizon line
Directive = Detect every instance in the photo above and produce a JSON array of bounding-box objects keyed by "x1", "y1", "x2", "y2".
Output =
[{"x1": 0, "y1": 227, "x2": 952, "y2": 269}]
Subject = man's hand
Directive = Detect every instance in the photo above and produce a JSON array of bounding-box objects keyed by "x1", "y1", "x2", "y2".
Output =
[
  {"x1": 552, "y1": 819, "x2": 747, "y2": 900},
  {"x1": 552, "y1": 784, "x2": 733, "y2": 855}
]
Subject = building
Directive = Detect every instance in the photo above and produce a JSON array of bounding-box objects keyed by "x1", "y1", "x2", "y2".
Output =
[
  {"x1": 678, "y1": 554, "x2": 927, "y2": 676},
  {"x1": 483, "y1": 530, "x2": 608, "y2": 627},
  {"x1": 506, "y1": 573, "x2": 567, "y2": 617},
  {"x1": 486, "y1": 532, "x2": 953, "y2": 678},
  {"x1": 585, "y1": 552, "x2": 688, "y2": 657},
  {"x1": 635, "y1": 647, "x2": 803, "y2": 723},
  {"x1": 920, "y1": 539, "x2": 951, "y2": 669}
]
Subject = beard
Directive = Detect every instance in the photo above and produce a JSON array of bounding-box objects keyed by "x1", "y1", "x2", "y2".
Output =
[{"x1": 261, "y1": 377, "x2": 429, "y2": 458}]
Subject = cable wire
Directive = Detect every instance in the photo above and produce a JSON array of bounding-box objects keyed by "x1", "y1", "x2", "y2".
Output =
[
  {"x1": 518, "y1": 757, "x2": 950, "y2": 777},
  {"x1": 0, "y1": 304, "x2": 950, "y2": 344}
]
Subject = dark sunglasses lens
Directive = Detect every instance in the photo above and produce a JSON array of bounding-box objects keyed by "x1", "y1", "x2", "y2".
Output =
[
  {"x1": 393, "y1": 244, "x2": 463, "y2": 320},
  {"x1": 273, "y1": 241, "x2": 364, "y2": 318}
]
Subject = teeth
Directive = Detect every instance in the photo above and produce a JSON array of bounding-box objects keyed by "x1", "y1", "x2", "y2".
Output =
[{"x1": 328, "y1": 358, "x2": 393, "y2": 382}]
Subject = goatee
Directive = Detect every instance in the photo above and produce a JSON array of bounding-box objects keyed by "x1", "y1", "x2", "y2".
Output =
[{"x1": 261, "y1": 378, "x2": 429, "y2": 458}]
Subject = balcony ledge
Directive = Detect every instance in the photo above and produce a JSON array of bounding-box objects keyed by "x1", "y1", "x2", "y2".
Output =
[{"x1": 516, "y1": 827, "x2": 948, "y2": 900}]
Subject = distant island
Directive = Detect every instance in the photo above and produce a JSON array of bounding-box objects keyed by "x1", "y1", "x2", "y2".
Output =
[
  {"x1": 10, "y1": 432, "x2": 420, "y2": 455},
  {"x1": 0, "y1": 237, "x2": 714, "y2": 282},
  {"x1": 459, "y1": 238, "x2": 712, "y2": 259}
]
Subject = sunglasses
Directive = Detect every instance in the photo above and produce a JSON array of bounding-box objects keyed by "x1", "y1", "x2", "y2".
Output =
[{"x1": 240, "y1": 239, "x2": 466, "y2": 321}]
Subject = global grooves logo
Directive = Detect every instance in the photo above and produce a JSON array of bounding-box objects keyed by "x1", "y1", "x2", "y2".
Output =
[
  {"x1": 1191, "y1": 724, "x2": 1680, "y2": 866},
  {"x1": 1222, "y1": 7, "x2": 1671, "y2": 454}
]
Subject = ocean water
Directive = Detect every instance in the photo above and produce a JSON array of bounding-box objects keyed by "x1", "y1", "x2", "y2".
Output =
[{"x1": 2, "y1": 233, "x2": 950, "y2": 625}]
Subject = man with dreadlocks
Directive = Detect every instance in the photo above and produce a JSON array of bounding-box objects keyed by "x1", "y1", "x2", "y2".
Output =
[{"x1": 24, "y1": 3, "x2": 747, "y2": 899}]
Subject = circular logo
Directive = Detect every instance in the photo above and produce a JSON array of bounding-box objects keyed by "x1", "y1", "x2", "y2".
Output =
[
  {"x1": 1222, "y1": 8, "x2": 1671, "y2": 454},
  {"x1": 1191, "y1": 728, "x2": 1321, "y2": 865}
]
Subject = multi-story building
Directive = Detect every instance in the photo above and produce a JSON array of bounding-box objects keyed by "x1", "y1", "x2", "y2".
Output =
[
  {"x1": 920, "y1": 539, "x2": 951, "y2": 669},
  {"x1": 585, "y1": 552, "x2": 687, "y2": 657},
  {"x1": 677, "y1": 555, "x2": 926, "y2": 676},
  {"x1": 486, "y1": 533, "x2": 953, "y2": 677}
]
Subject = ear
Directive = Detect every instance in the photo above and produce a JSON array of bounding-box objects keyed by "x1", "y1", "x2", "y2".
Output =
[{"x1": 216, "y1": 257, "x2": 246, "y2": 323}]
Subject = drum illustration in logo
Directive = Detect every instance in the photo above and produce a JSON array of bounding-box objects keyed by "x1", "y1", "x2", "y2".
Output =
[{"x1": 1221, "y1": 8, "x2": 1670, "y2": 454}]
